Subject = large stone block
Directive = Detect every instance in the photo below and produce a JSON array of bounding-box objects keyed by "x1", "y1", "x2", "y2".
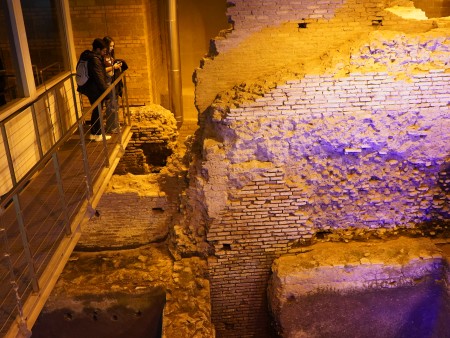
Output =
[{"x1": 268, "y1": 237, "x2": 450, "y2": 337}]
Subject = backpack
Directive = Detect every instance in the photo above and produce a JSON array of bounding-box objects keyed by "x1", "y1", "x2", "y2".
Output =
[{"x1": 76, "y1": 58, "x2": 89, "y2": 86}]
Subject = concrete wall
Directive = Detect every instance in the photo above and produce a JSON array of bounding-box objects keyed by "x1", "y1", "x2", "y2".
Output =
[
  {"x1": 178, "y1": 0, "x2": 229, "y2": 121},
  {"x1": 190, "y1": 0, "x2": 450, "y2": 336}
]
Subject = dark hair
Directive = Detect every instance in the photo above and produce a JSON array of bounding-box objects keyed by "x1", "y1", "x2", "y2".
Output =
[
  {"x1": 92, "y1": 38, "x2": 106, "y2": 51},
  {"x1": 103, "y1": 36, "x2": 115, "y2": 58}
]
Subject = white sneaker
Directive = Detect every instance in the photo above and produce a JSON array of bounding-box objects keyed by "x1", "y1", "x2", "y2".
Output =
[{"x1": 89, "y1": 134, "x2": 111, "y2": 141}]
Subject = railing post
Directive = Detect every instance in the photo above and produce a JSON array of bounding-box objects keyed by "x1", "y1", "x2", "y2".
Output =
[
  {"x1": 122, "y1": 74, "x2": 131, "y2": 126},
  {"x1": 98, "y1": 101, "x2": 110, "y2": 168},
  {"x1": 1, "y1": 122, "x2": 17, "y2": 186},
  {"x1": 111, "y1": 86, "x2": 118, "y2": 130},
  {"x1": 31, "y1": 104, "x2": 44, "y2": 159},
  {"x1": 77, "y1": 120, "x2": 94, "y2": 200},
  {"x1": 112, "y1": 86, "x2": 124, "y2": 152},
  {"x1": 1, "y1": 226, "x2": 31, "y2": 337},
  {"x1": 12, "y1": 194, "x2": 39, "y2": 293},
  {"x1": 53, "y1": 86, "x2": 66, "y2": 136},
  {"x1": 44, "y1": 90, "x2": 57, "y2": 144},
  {"x1": 52, "y1": 152, "x2": 71, "y2": 236},
  {"x1": 70, "y1": 75, "x2": 81, "y2": 120}
]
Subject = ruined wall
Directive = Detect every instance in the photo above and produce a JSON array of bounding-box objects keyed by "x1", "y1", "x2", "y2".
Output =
[
  {"x1": 268, "y1": 238, "x2": 449, "y2": 337},
  {"x1": 190, "y1": 1, "x2": 450, "y2": 337},
  {"x1": 204, "y1": 64, "x2": 450, "y2": 333},
  {"x1": 194, "y1": 0, "x2": 442, "y2": 114},
  {"x1": 115, "y1": 105, "x2": 178, "y2": 175},
  {"x1": 78, "y1": 105, "x2": 178, "y2": 250},
  {"x1": 77, "y1": 186, "x2": 171, "y2": 250}
]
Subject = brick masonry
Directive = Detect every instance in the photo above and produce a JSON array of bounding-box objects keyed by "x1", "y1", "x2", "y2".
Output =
[
  {"x1": 194, "y1": 0, "x2": 449, "y2": 113},
  {"x1": 115, "y1": 105, "x2": 178, "y2": 175},
  {"x1": 77, "y1": 105, "x2": 179, "y2": 250},
  {"x1": 191, "y1": 0, "x2": 450, "y2": 337},
  {"x1": 77, "y1": 190, "x2": 172, "y2": 250},
  {"x1": 69, "y1": 0, "x2": 168, "y2": 107}
]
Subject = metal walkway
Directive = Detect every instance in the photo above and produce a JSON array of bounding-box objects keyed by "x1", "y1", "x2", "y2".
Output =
[{"x1": 0, "y1": 73, "x2": 132, "y2": 338}]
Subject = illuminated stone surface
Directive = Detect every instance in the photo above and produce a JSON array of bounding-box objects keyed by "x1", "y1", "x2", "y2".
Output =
[
  {"x1": 37, "y1": 1, "x2": 450, "y2": 337},
  {"x1": 191, "y1": 1, "x2": 450, "y2": 336},
  {"x1": 268, "y1": 237, "x2": 450, "y2": 337}
]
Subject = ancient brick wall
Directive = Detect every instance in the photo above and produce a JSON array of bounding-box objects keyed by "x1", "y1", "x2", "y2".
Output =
[
  {"x1": 195, "y1": 0, "x2": 430, "y2": 113},
  {"x1": 191, "y1": 1, "x2": 450, "y2": 337},
  {"x1": 204, "y1": 71, "x2": 450, "y2": 336},
  {"x1": 78, "y1": 104, "x2": 179, "y2": 250},
  {"x1": 69, "y1": 0, "x2": 168, "y2": 106},
  {"x1": 77, "y1": 190, "x2": 171, "y2": 250},
  {"x1": 115, "y1": 105, "x2": 178, "y2": 175}
]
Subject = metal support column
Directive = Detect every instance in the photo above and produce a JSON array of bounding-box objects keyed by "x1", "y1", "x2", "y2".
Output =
[{"x1": 168, "y1": 0, "x2": 183, "y2": 128}]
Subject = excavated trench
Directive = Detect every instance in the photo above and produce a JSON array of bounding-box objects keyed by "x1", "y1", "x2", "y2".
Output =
[
  {"x1": 29, "y1": 3, "x2": 450, "y2": 333},
  {"x1": 32, "y1": 289, "x2": 165, "y2": 338},
  {"x1": 31, "y1": 110, "x2": 213, "y2": 338}
]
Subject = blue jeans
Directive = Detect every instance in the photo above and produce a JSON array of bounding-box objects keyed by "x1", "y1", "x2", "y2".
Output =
[{"x1": 104, "y1": 78, "x2": 118, "y2": 132}]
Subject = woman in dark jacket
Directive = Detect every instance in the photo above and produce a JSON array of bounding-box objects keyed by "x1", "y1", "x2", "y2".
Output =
[{"x1": 102, "y1": 36, "x2": 121, "y2": 134}]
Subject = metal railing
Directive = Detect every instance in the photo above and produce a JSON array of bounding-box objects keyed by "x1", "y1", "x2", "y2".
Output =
[
  {"x1": 37, "y1": 62, "x2": 62, "y2": 86},
  {"x1": 0, "y1": 71, "x2": 131, "y2": 337}
]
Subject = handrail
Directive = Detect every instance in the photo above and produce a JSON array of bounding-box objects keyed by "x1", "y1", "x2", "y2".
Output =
[
  {"x1": 35, "y1": 62, "x2": 62, "y2": 87},
  {"x1": 0, "y1": 69, "x2": 131, "y2": 337},
  {"x1": 0, "y1": 71, "x2": 128, "y2": 209},
  {"x1": 0, "y1": 73, "x2": 72, "y2": 124}
]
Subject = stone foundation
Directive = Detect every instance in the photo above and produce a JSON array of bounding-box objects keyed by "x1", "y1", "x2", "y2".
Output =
[
  {"x1": 115, "y1": 105, "x2": 178, "y2": 175},
  {"x1": 78, "y1": 174, "x2": 172, "y2": 250},
  {"x1": 268, "y1": 237, "x2": 450, "y2": 337}
]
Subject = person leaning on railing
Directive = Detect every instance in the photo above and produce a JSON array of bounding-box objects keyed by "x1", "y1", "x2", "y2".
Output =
[{"x1": 76, "y1": 38, "x2": 111, "y2": 142}]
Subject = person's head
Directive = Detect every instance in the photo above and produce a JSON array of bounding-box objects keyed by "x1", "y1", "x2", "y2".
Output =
[
  {"x1": 92, "y1": 38, "x2": 107, "y2": 56},
  {"x1": 103, "y1": 36, "x2": 115, "y2": 57}
]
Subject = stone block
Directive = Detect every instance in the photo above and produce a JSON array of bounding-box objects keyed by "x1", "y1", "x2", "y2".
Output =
[{"x1": 268, "y1": 237, "x2": 449, "y2": 337}]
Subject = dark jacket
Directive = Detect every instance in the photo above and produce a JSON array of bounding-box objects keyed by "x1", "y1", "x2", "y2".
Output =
[
  {"x1": 112, "y1": 59, "x2": 129, "y2": 97},
  {"x1": 77, "y1": 50, "x2": 108, "y2": 98}
]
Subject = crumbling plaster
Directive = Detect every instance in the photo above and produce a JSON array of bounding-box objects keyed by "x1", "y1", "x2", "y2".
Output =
[
  {"x1": 199, "y1": 15, "x2": 450, "y2": 238},
  {"x1": 195, "y1": 1, "x2": 449, "y2": 113}
]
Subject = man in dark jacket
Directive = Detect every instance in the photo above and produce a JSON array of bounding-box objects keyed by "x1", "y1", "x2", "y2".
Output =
[{"x1": 77, "y1": 38, "x2": 110, "y2": 141}]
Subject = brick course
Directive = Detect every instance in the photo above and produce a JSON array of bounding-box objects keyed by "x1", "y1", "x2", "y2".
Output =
[{"x1": 69, "y1": 0, "x2": 168, "y2": 106}]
